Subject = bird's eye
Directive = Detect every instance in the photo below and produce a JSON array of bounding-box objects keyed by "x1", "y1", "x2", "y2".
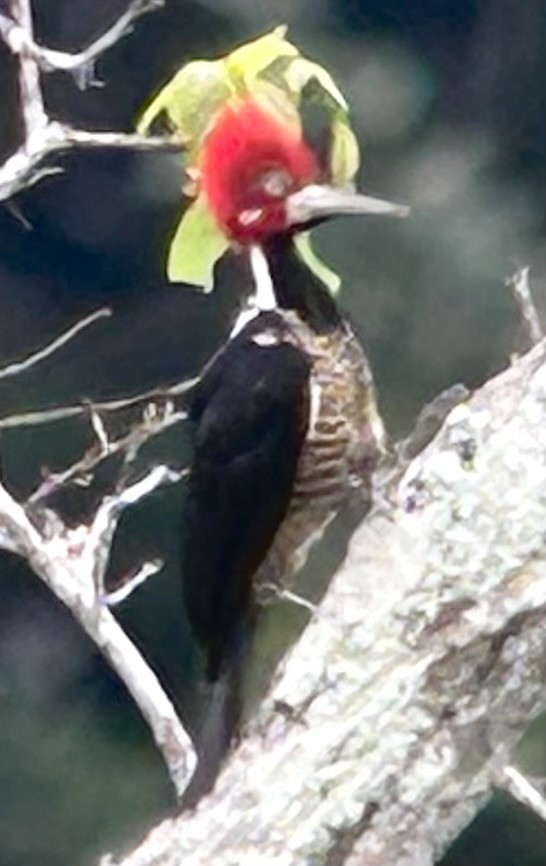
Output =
[{"x1": 257, "y1": 168, "x2": 292, "y2": 198}]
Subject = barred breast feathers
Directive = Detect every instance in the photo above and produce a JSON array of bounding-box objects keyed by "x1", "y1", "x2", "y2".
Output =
[{"x1": 252, "y1": 309, "x2": 383, "y2": 593}]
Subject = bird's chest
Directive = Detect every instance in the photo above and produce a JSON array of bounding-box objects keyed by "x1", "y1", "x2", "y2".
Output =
[
  {"x1": 289, "y1": 316, "x2": 384, "y2": 507},
  {"x1": 254, "y1": 312, "x2": 384, "y2": 591}
]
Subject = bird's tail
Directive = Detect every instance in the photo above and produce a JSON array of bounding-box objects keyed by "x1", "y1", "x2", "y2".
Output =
[{"x1": 180, "y1": 630, "x2": 250, "y2": 810}]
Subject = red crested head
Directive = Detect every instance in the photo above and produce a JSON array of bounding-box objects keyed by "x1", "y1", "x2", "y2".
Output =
[{"x1": 198, "y1": 98, "x2": 320, "y2": 244}]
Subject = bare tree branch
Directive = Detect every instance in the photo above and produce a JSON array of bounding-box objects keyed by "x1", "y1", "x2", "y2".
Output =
[
  {"x1": 102, "y1": 558, "x2": 164, "y2": 607},
  {"x1": 498, "y1": 766, "x2": 546, "y2": 826},
  {"x1": 0, "y1": 0, "x2": 164, "y2": 79},
  {"x1": 0, "y1": 393, "x2": 190, "y2": 522},
  {"x1": 85, "y1": 464, "x2": 182, "y2": 592},
  {"x1": 26, "y1": 401, "x2": 188, "y2": 504},
  {"x1": 506, "y1": 266, "x2": 544, "y2": 347},
  {"x1": 0, "y1": 0, "x2": 178, "y2": 201},
  {"x1": 0, "y1": 375, "x2": 197, "y2": 432},
  {"x1": 0, "y1": 0, "x2": 197, "y2": 801},
  {"x1": 0, "y1": 466, "x2": 195, "y2": 795},
  {"x1": 8, "y1": 0, "x2": 48, "y2": 136},
  {"x1": 0, "y1": 299, "x2": 194, "y2": 793},
  {"x1": 0, "y1": 307, "x2": 111, "y2": 380},
  {"x1": 0, "y1": 307, "x2": 192, "y2": 516},
  {"x1": 106, "y1": 339, "x2": 546, "y2": 866},
  {"x1": 0, "y1": 308, "x2": 195, "y2": 797},
  {"x1": 0, "y1": 122, "x2": 181, "y2": 202}
]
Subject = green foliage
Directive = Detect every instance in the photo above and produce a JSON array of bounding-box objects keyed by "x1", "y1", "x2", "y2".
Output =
[
  {"x1": 138, "y1": 27, "x2": 360, "y2": 290},
  {"x1": 294, "y1": 232, "x2": 341, "y2": 294},
  {"x1": 138, "y1": 60, "x2": 231, "y2": 157},
  {"x1": 166, "y1": 195, "x2": 227, "y2": 288}
]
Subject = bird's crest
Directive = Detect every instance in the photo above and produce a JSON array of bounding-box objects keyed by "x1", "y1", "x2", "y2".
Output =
[{"x1": 138, "y1": 28, "x2": 358, "y2": 291}]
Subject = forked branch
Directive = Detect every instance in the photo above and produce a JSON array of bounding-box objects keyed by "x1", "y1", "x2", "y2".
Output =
[
  {"x1": 0, "y1": 0, "x2": 179, "y2": 201},
  {"x1": 0, "y1": 0, "x2": 164, "y2": 80},
  {"x1": 0, "y1": 464, "x2": 195, "y2": 796},
  {"x1": 0, "y1": 304, "x2": 195, "y2": 795}
]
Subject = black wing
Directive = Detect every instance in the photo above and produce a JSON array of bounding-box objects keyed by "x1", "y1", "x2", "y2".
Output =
[{"x1": 182, "y1": 317, "x2": 310, "y2": 680}]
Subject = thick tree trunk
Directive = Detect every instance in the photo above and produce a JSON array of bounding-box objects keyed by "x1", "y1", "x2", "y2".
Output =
[{"x1": 105, "y1": 340, "x2": 546, "y2": 866}]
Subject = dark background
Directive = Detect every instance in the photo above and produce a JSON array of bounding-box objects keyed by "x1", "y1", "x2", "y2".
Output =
[{"x1": 0, "y1": 1, "x2": 545, "y2": 864}]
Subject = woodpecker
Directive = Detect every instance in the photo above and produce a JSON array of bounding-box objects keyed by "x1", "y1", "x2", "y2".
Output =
[{"x1": 181, "y1": 98, "x2": 406, "y2": 804}]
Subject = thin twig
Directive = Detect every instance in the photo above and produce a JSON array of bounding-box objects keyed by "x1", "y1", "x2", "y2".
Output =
[
  {"x1": 277, "y1": 588, "x2": 318, "y2": 613},
  {"x1": 101, "y1": 558, "x2": 164, "y2": 607},
  {"x1": 0, "y1": 307, "x2": 111, "y2": 380},
  {"x1": 0, "y1": 0, "x2": 164, "y2": 80},
  {"x1": 259, "y1": 582, "x2": 318, "y2": 613},
  {"x1": 0, "y1": 122, "x2": 181, "y2": 202},
  {"x1": 85, "y1": 464, "x2": 184, "y2": 594},
  {"x1": 54, "y1": 126, "x2": 180, "y2": 151},
  {"x1": 506, "y1": 266, "x2": 544, "y2": 346},
  {"x1": 89, "y1": 405, "x2": 110, "y2": 453},
  {"x1": 498, "y1": 765, "x2": 546, "y2": 825},
  {"x1": 27, "y1": 406, "x2": 188, "y2": 504},
  {"x1": 0, "y1": 374, "x2": 196, "y2": 432}
]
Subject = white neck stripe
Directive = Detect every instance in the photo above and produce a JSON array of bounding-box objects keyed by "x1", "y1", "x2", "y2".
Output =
[
  {"x1": 229, "y1": 245, "x2": 278, "y2": 339},
  {"x1": 249, "y1": 245, "x2": 277, "y2": 311}
]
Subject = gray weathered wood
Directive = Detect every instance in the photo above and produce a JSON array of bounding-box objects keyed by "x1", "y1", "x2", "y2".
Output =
[{"x1": 107, "y1": 339, "x2": 546, "y2": 866}]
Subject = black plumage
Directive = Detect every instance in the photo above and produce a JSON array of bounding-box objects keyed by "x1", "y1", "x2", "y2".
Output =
[
  {"x1": 183, "y1": 320, "x2": 311, "y2": 682},
  {"x1": 180, "y1": 237, "x2": 384, "y2": 806}
]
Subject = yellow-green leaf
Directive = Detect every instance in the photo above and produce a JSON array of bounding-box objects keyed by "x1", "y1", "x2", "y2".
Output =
[
  {"x1": 330, "y1": 117, "x2": 360, "y2": 186},
  {"x1": 138, "y1": 29, "x2": 361, "y2": 296},
  {"x1": 137, "y1": 60, "x2": 230, "y2": 142},
  {"x1": 251, "y1": 79, "x2": 302, "y2": 131},
  {"x1": 283, "y1": 57, "x2": 348, "y2": 111},
  {"x1": 225, "y1": 26, "x2": 299, "y2": 89},
  {"x1": 167, "y1": 196, "x2": 228, "y2": 289},
  {"x1": 295, "y1": 232, "x2": 341, "y2": 295}
]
